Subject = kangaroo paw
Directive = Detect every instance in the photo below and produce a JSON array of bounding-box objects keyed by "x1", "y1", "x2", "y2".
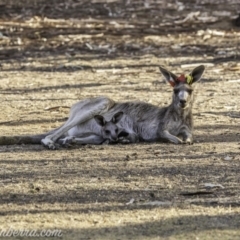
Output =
[
  {"x1": 173, "y1": 138, "x2": 183, "y2": 144},
  {"x1": 118, "y1": 136, "x2": 130, "y2": 144},
  {"x1": 183, "y1": 137, "x2": 193, "y2": 145},
  {"x1": 167, "y1": 136, "x2": 183, "y2": 144},
  {"x1": 59, "y1": 136, "x2": 76, "y2": 147},
  {"x1": 41, "y1": 138, "x2": 57, "y2": 150},
  {"x1": 102, "y1": 139, "x2": 110, "y2": 145},
  {"x1": 163, "y1": 130, "x2": 183, "y2": 144},
  {"x1": 63, "y1": 137, "x2": 76, "y2": 145}
]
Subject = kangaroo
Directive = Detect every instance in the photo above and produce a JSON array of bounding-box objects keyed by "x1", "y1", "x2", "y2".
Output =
[
  {"x1": 94, "y1": 111, "x2": 124, "y2": 143},
  {"x1": 59, "y1": 111, "x2": 125, "y2": 146},
  {"x1": 39, "y1": 65, "x2": 205, "y2": 149}
]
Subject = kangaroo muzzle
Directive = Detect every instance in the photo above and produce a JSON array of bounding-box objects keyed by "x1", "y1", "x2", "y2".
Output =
[{"x1": 178, "y1": 90, "x2": 189, "y2": 108}]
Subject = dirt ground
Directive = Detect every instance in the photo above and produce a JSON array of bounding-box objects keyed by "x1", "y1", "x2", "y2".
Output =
[{"x1": 0, "y1": 0, "x2": 240, "y2": 239}]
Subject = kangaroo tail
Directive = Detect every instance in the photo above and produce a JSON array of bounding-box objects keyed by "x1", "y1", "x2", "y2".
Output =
[
  {"x1": 0, "y1": 133, "x2": 49, "y2": 145},
  {"x1": 0, "y1": 123, "x2": 65, "y2": 145}
]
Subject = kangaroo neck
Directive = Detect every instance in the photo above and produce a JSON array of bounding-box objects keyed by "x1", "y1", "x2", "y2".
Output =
[{"x1": 169, "y1": 103, "x2": 192, "y2": 119}]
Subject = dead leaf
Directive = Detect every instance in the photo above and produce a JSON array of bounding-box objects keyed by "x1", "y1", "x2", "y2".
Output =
[
  {"x1": 181, "y1": 63, "x2": 214, "y2": 68},
  {"x1": 126, "y1": 198, "x2": 135, "y2": 205},
  {"x1": 204, "y1": 183, "x2": 225, "y2": 189},
  {"x1": 45, "y1": 106, "x2": 70, "y2": 111},
  {"x1": 140, "y1": 201, "x2": 172, "y2": 206}
]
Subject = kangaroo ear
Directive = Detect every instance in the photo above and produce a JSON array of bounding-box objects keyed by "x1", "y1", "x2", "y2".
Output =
[
  {"x1": 159, "y1": 66, "x2": 178, "y2": 87},
  {"x1": 112, "y1": 111, "x2": 124, "y2": 124},
  {"x1": 94, "y1": 115, "x2": 106, "y2": 126},
  {"x1": 189, "y1": 65, "x2": 205, "y2": 84}
]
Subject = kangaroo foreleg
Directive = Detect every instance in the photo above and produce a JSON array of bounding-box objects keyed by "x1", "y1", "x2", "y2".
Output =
[
  {"x1": 162, "y1": 130, "x2": 183, "y2": 144},
  {"x1": 58, "y1": 134, "x2": 105, "y2": 147},
  {"x1": 180, "y1": 131, "x2": 193, "y2": 144}
]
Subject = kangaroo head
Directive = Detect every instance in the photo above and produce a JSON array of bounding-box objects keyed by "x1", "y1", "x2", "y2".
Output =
[
  {"x1": 159, "y1": 65, "x2": 205, "y2": 109},
  {"x1": 94, "y1": 112, "x2": 124, "y2": 142}
]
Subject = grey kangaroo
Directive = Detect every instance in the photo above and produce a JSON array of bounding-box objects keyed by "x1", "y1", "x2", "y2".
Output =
[
  {"x1": 59, "y1": 111, "x2": 124, "y2": 146},
  {"x1": 0, "y1": 65, "x2": 205, "y2": 148},
  {"x1": 40, "y1": 65, "x2": 205, "y2": 149}
]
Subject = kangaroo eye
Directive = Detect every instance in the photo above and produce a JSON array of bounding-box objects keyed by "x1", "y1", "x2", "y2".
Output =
[
  {"x1": 105, "y1": 130, "x2": 110, "y2": 135},
  {"x1": 174, "y1": 89, "x2": 179, "y2": 94},
  {"x1": 115, "y1": 129, "x2": 118, "y2": 134},
  {"x1": 188, "y1": 89, "x2": 193, "y2": 94}
]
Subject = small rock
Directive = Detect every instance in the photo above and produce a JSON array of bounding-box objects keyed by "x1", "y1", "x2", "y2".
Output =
[
  {"x1": 126, "y1": 198, "x2": 135, "y2": 205},
  {"x1": 224, "y1": 155, "x2": 232, "y2": 161}
]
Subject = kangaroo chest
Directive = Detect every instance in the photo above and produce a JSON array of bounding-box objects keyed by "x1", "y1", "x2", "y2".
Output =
[{"x1": 165, "y1": 113, "x2": 191, "y2": 135}]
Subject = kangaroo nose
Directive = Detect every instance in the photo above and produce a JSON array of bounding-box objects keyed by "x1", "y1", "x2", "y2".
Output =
[
  {"x1": 111, "y1": 135, "x2": 118, "y2": 141},
  {"x1": 180, "y1": 99, "x2": 186, "y2": 104}
]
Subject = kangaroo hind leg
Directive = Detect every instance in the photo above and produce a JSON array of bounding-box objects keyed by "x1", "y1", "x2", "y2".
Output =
[{"x1": 41, "y1": 97, "x2": 115, "y2": 149}]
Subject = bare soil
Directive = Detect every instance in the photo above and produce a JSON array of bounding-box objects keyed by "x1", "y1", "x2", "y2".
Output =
[{"x1": 0, "y1": 0, "x2": 240, "y2": 239}]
